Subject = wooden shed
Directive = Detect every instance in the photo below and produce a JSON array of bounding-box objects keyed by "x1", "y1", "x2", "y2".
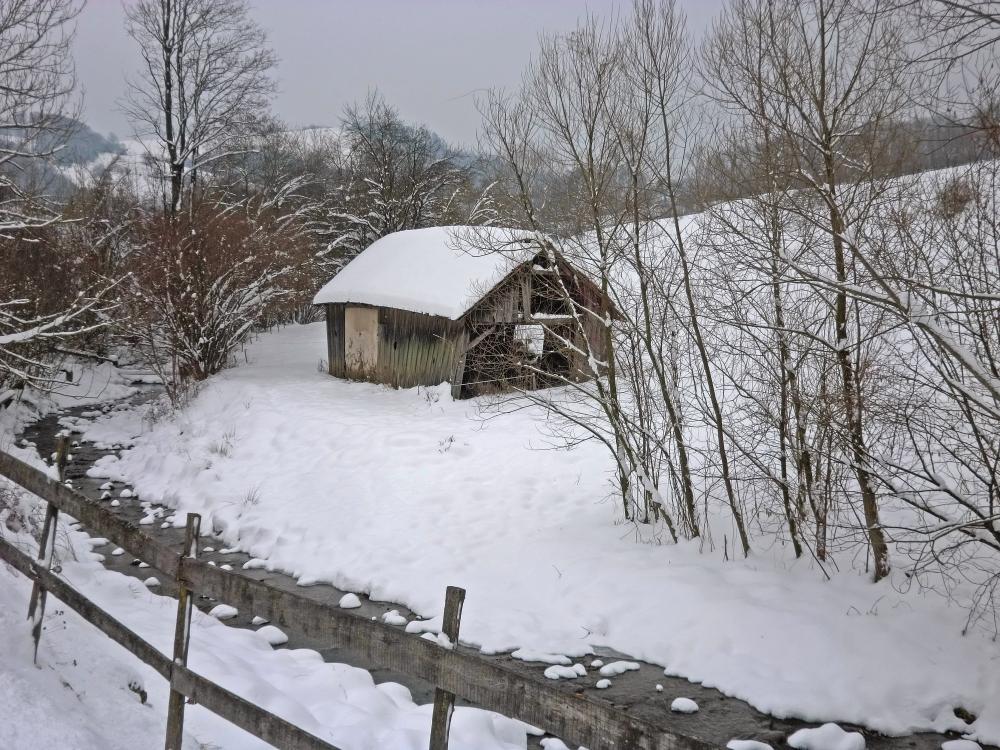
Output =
[{"x1": 312, "y1": 226, "x2": 611, "y2": 398}]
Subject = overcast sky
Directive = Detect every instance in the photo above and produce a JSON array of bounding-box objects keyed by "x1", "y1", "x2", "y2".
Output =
[{"x1": 74, "y1": 0, "x2": 724, "y2": 149}]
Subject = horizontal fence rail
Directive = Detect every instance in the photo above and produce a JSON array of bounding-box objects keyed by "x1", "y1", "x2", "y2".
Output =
[
  {"x1": 0, "y1": 530, "x2": 340, "y2": 750},
  {"x1": 0, "y1": 449, "x2": 717, "y2": 750}
]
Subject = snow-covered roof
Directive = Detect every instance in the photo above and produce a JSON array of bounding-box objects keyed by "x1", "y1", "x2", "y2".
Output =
[{"x1": 312, "y1": 226, "x2": 542, "y2": 320}]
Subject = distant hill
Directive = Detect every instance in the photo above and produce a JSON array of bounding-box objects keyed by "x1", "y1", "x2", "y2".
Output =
[
  {"x1": 12, "y1": 115, "x2": 128, "y2": 167},
  {"x1": 50, "y1": 117, "x2": 127, "y2": 166},
  {"x1": 0, "y1": 116, "x2": 129, "y2": 200}
]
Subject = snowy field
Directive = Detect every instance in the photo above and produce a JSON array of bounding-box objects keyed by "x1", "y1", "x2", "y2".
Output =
[
  {"x1": 0, "y1": 446, "x2": 527, "y2": 750},
  {"x1": 76, "y1": 322, "x2": 1000, "y2": 745}
]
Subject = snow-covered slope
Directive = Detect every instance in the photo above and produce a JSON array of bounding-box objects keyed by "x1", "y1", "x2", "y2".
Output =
[{"x1": 78, "y1": 322, "x2": 1000, "y2": 744}]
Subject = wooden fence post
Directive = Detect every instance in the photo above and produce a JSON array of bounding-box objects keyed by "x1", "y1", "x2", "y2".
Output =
[
  {"x1": 165, "y1": 512, "x2": 201, "y2": 750},
  {"x1": 27, "y1": 434, "x2": 69, "y2": 663},
  {"x1": 428, "y1": 585, "x2": 466, "y2": 750}
]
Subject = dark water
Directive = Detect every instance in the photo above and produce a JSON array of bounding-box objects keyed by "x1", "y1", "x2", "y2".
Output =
[{"x1": 19, "y1": 394, "x2": 987, "y2": 750}]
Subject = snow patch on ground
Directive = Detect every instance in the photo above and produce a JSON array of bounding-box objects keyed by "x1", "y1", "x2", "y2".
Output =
[
  {"x1": 941, "y1": 740, "x2": 982, "y2": 750},
  {"x1": 255, "y1": 625, "x2": 289, "y2": 646},
  {"x1": 942, "y1": 742, "x2": 982, "y2": 750},
  {"x1": 543, "y1": 664, "x2": 586, "y2": 680},
  {"x1": 209, "y1": 604, "x2": 238, "y2": 620},
  {"x1": 788, "y1": 724, "x2": 865, "y2": 750},
  {"x1": 598, "y1": 660, "x2": 640, "y2": 677},
  {"x1": 511, "y1": 649, "x2": 572, "y2": 666},
  {"x1": 670, "y1": 697, "x2": 699, "y2": 714},
  {"x1": 381, "y1": 609, "x2": 408, "y2": 626},
  {"x1": 339, "y1": 593, "x2": 361, "y2": 609},
  {"x1": 727, "y1": 741, "x2": 774, "y2": 750}
]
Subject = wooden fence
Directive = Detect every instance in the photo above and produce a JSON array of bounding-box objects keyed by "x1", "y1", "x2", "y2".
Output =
[{"x1": 0, "y1": 446, "x2": 717, "y2": 750}]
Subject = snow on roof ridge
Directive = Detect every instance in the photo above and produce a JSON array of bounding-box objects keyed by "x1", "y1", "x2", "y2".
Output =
[{"x1": 312, "y1": 225, "x2": 542, "y2": 320}]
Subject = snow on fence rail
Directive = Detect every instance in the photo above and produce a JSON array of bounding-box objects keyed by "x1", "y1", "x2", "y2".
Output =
[{"x1": 0, "y1": 446, "x2": 717, "y2": 750}]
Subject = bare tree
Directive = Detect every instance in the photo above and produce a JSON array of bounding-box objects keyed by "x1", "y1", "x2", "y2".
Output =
[
  {"x1": 477, "y1": 0, "x2": 1000, "y2": 627},
  {"x1": 122, "y1": 0, "x2": 276, "y2": 217},
  {"x1": 0, "y1": 0, "x2": 80, "y2": 235},
  {"x1": 0, "y1": 0, "x2": 122, "y2": 394},
  {"x1": 481, "y1": 4, "x2": 723, "y2": 543},
  {"x1": 318, "y1": 92, "x2": 482, "y2": 271},
  {"x1": 908, "y1": 0, "x2": 1000, "y2": 59},
  {"x1": 481, "y1": 13, "x2": 639, "y2": 525},
  {"x1": 702, "y1": 0, "x2": 918, "y2": 580}
]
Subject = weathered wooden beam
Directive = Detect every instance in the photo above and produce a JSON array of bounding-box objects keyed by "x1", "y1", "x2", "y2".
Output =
[
  {"x1": 26, "y1": 502, "x2": 58, "y2": 624},
  {"x1": 429, "y1": 586, "x2": 465, "y2": 750},
  {"x1": 165, "y1": 513, "x2": 201, "y2": 750},
  {"x1": 182, "y1": 562, "x2": 716, "y2": 750},
  {"x1": 528, "y1": 315, "x2": 576, "y2": 325},
  {"x1": 171, "y1": 665, "x2": 340, "y2": 750},
  {"x1": 0, "y1": 450, "x2": 180, "y2": 577},
  {"x1": 0, "y1": 534, "x2": 173, "y2": 681},
  {"x1": 27, "y1": 435, "x2": 69, "y2": 663},
  {"x1": 27, "y1": 435, "x2": 68, "y2": 619},
  {"x1": 463, "y1": 325, "x2": 497, "y2": 353}
]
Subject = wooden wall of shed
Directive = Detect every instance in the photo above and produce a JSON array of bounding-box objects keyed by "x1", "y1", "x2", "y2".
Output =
[
  {"x1": 465, "y1": 262, "x2": 611, "y2": 381},
  {"x1": 466, "y1": 272, "x2": 526, "y2": 324},
  {"x1": 376, "y1": 308, "x2": 467, "y2": 389},
  {"x1": 569, "y1": 276, "x2": 611, "y2": 371},
  {"x1": 325, "y1": 303, "x2": 465, "y2": 389},
  {"x1": 325, "y1": 304, "x2": 346, "y2": 378}
]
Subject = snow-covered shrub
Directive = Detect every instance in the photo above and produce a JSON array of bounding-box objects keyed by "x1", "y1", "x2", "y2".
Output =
[
  {"x1": 120, "y1": 191, "x2": 312, "y2": 401},
  {"x1": 240, "y1": 486, "x2": 261, "y2": 511},
  {"x1": 209, "y1": 428, "x2": 237, "y2": 458},
  {"x1": 0, "y1": 483, "x2": 40, "y2": 540},
  {"x1": 139, "y1": 384, "x2": 199, "y2": 427},
  {"x1": 0, "y1": 0, "x2": 126, "y2": 395}
]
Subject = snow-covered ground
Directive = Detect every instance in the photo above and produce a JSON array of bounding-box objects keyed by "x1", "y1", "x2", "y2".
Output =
[
  {"x1": 0, "y1": 446, "x2": 528, "y2": 750},
  {"x1": 77, "y1": 322, "x2": 1000, "y2": 745}
]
